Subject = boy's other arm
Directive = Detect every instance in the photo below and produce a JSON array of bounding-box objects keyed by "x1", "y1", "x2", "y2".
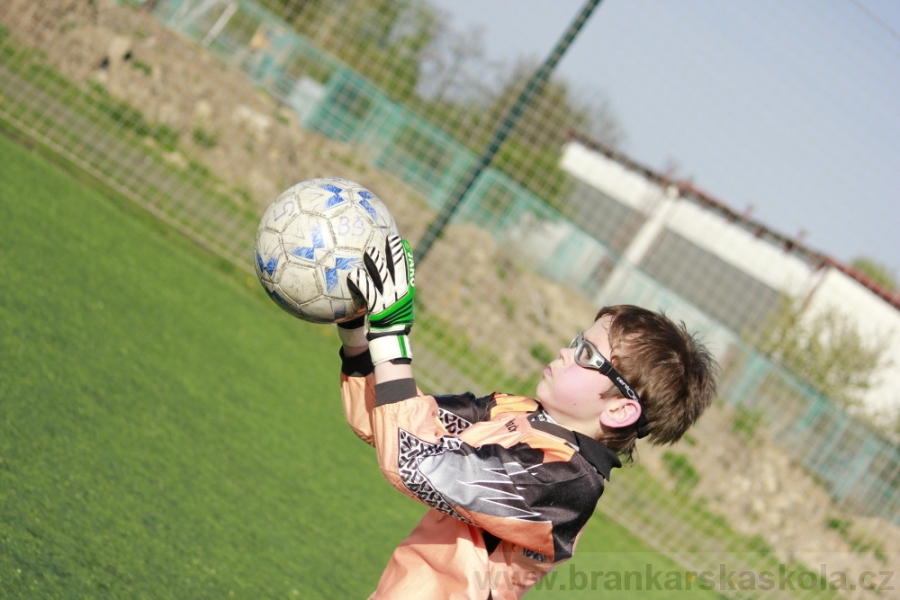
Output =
[{"x1": 337, "y1": 319, "x2": 377, "y2": 446}]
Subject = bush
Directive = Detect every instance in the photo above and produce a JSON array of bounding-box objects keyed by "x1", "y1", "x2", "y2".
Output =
[{"x1": 661, "y1": 451, "x2": 700, "y2": 493}]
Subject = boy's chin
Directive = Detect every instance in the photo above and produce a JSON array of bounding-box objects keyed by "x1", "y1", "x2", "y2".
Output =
[{"x1": 533, "y1": 381, "x2": 548, "y2": 404}]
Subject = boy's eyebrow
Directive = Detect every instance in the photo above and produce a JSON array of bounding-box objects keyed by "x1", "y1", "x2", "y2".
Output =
[{"x1": 582, "y1": 328, "x2": 604, "y2": 346}]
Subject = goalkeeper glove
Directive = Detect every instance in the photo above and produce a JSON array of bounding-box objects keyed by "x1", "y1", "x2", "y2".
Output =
[{"x1": 347, "y1": 235, "x2": 415, "y2": 366}]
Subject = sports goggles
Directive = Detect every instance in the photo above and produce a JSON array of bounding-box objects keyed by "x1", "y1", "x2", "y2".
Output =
[{"x1": 569, "y1": 332, "x2": 650, "y2": 438}]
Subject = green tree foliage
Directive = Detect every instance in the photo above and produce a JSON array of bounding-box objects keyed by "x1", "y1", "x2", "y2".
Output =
[
  {"x1": 257, "y1": 0, "x2": 327, "y2": 27},
  {"x1": 481, "y1": 60, "x2": 625, "y2": 150},
  {"x1": 850, "y1": 256, "x2": 897, "y2": 291},
  {"x1": 747, "y1": 294, "x2": 891, "y2": 407},
  {"x1": 284, "y1": 0, "x2": 436, "y2": 102},
  {"x1": 491, "y1": 139, "x2": 573, "y2": 209},
  {"x1": 463, "y1": 59, "x2": 624, "y2": 210}
]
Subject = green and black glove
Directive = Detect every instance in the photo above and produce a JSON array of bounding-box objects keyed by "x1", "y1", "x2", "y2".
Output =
[{"x1": 346, "y1": 235, "x2": 416, "y2": 366}]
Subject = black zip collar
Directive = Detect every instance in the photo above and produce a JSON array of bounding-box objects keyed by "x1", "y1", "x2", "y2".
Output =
[{"x1": 528, "y1": 411, "x2": 622, "y2": 480}]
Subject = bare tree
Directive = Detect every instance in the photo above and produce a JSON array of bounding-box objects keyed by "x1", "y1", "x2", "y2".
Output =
[{"x1": 418, "y1": 13, "x2": 489, "y2": 104}]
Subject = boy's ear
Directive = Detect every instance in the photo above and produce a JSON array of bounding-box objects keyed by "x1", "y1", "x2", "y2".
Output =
[{"x1": 599, "y1": 399, "x2": 642, "y2": 429}]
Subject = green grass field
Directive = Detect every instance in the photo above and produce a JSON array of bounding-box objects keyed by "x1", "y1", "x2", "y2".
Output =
[{"x1": 0, "y1": 132, "x2": 720, "y2": 598}]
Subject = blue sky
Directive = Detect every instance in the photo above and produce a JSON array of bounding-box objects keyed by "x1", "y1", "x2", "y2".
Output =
[{"x1": 427, "y1": 0, "x2": 900, "y2": 278}]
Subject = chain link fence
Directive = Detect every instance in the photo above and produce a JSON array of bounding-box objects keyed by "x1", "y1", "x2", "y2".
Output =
[{"x1": 1, "y1": 0, "x2": 897, "y2": 597}]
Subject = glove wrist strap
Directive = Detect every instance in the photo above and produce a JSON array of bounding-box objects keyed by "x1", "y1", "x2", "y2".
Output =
[{"x1": 368, "y1": 334, "x2": 413, "y2": 366}]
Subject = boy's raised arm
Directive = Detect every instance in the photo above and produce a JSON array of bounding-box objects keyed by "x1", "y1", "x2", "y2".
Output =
[{"x1": 338, "y1": 234, "x2": 417, "y2": 444}]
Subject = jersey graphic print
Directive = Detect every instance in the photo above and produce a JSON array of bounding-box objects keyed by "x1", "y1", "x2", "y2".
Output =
[
  {"x1": 437, "y1": 408, "x2": 473, "y2": 435},
  {"x1": 397, "y1": 429, "x2": 474, "y2": 524},
  {"x1": 398, "y1": 429, "x2": 548, "y2": 523}
]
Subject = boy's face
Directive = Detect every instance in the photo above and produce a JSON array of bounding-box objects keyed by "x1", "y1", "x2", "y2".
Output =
[{"x1": 536, "y1": 315, "x2": 641, "y2": 438}]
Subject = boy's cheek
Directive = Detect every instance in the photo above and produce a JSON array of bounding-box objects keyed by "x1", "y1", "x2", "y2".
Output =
[
  {"x1": 554, "y1": 365, "x2": 587, "y2": 395},
  {"x1": 559, "y1": 370, "x2": 603, "y2": 411},
  {"x1": 537, "y1": 365, "x2": 595, "y2": 409}
]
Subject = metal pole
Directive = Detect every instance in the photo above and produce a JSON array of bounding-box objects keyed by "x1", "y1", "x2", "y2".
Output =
[{"x1": 413, "y1": 0, "x2": 603, "y2": 263}]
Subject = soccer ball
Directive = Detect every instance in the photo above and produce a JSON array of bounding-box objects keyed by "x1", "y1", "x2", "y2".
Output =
[{"x1": 254, "y1": 178, "x2": 399, "y2": 324}]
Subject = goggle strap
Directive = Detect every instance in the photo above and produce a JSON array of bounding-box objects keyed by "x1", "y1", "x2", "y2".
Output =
[{"x1": 572, "y1": 332, "x2": 650, "y2": 439}]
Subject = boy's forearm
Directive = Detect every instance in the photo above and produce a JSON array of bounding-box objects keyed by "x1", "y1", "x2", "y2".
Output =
[
  {"x1": 338, "y1": 341, "x2": 417, "y2": 445},
  {"x1": 374, "y1": 360, "x2": 414, "y2": 384}
]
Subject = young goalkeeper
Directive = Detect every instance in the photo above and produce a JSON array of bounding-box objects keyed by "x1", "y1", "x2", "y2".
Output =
[{"x1": 338, "y1": 235, "x2": 717, "y2": 600}]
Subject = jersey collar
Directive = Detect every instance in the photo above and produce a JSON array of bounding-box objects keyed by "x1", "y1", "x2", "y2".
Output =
[{"x1": 528, "y1": 411, "x2": 622, "y2": 479}]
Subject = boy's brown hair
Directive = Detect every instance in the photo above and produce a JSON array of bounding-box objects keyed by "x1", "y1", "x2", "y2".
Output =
[{"x1": 594, "y1": 305, "x2": 718, "y2": 460}]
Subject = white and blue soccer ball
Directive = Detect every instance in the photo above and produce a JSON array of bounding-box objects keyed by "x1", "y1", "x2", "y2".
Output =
[{"x1": 254, "y1": 178, "x2": 399, "y2": 324}]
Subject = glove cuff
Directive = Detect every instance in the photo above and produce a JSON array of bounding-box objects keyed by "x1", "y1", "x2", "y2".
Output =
[
  {"x1": 337, "y1": 323, "x2": 368, "y2": 348},
  {"x1": 368, "y1": 334, "x2": 413, "y2": 366}
]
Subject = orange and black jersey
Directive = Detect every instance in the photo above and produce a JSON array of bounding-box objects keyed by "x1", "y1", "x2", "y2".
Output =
[{"x1": 340, "y1": 350, "x2": 621, "y2": 599}]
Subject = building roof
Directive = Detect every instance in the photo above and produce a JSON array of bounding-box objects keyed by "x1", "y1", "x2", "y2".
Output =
[{"x1": 566, "y1": 130, "x2": 900, "y2": 311}]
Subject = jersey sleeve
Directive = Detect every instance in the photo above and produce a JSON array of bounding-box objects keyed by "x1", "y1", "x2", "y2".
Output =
[
  {"x1": 338, "y1": 343, "x2": 488, "y2": 446},
  {"x1": 339, "y1": 347, "x2": 376, "y2": 446},
  {"x1": 371, "y1": 394, "x2": 603, "y2": 562},
  {"x1": 339, "y1": 348, "x2": 426, "y2": 447},
  {"x1": 428, "y1": 392, "x2": 496, "y2": 434},
  {"x1": 340, "y1": 371, "x2": 378, "y2": 446}
]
